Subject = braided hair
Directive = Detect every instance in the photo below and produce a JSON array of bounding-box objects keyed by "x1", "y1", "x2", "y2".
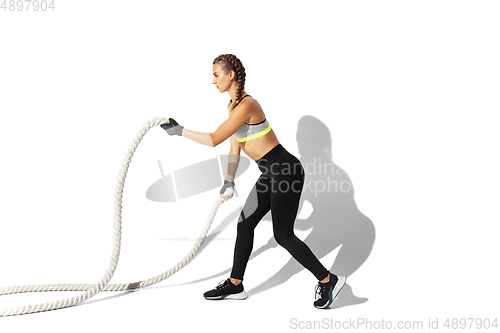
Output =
[{"x1": 213, "y1": 54, "x2": 247, "y2": 113}]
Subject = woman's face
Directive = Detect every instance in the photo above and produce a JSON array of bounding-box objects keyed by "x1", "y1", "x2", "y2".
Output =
[{"x1": 212, "y1": 63, "x2": 233, "y2": 93}]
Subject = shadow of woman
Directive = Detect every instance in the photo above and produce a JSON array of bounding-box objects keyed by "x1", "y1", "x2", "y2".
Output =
[{"x1": 246, "y1": 115, "x2": 376, "y2": 309}]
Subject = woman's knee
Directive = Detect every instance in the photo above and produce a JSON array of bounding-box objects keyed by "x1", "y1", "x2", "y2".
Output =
[
  {"x1": 236, "y1": 216, "x2": 257, "y2": 234},
  {"x1": 273, "y1": 230, "x2": 295, "y2": 248}
]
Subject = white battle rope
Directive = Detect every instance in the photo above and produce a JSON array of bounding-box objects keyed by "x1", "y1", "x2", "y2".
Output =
[{"x1": 0, "y1": 117, "x2": 224, "y2": 317}]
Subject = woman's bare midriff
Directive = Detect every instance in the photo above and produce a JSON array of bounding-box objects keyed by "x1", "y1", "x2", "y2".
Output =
[{"x1": 239, "y1": 128, "x2": 280, "y2": 161}]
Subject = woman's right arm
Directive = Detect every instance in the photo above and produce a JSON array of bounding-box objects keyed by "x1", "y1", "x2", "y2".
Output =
[
  {"x1": 220, "y1": 136, "x2": 241, "y2": 201},
  {"x1": 225, "y1": 136, "x2": 241, "y2": 182}
]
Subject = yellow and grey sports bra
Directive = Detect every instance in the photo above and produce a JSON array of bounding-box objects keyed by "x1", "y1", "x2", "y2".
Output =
[{"x1": 229, "y1": 95, "x2": 272, "y2": 142}]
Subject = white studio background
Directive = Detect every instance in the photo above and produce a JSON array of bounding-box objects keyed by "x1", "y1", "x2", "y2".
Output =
[{"x1": 1, "y1": 1, "x2": 499, "y2": 332}]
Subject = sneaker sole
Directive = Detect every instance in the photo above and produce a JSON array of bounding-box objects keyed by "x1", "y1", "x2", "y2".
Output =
[
  {"x1": 204, "y1": 290, "x2": 248, "y2": 300},
  {"x1": 315, "y1": 276, "x2": 346, "y2": 309}
]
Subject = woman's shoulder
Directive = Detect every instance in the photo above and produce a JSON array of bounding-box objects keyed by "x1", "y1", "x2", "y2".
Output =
[
  {"x1": 228, "y1": 95, "x2": 264, "y2": 119},
  {"x1": 241, "y1": 96, "x2": 267, "y2": 124},
  {"x1": 241, "y1": 95, "x2": 262, "y2": 111}
]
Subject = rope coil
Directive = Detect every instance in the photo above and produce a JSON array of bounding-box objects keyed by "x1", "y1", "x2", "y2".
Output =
[{"x1": 0, "y1": 117, "x2": 223, "y2": 317}]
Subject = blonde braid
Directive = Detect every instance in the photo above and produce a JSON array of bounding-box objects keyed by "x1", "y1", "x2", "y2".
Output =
[{"x1": 213, "y1": 54, "x2": 246, "y2": 112}]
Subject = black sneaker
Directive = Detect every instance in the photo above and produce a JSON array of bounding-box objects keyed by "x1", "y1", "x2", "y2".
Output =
[
  {"x1": 203, "y1": 278, "x2": 248, "y2": 300},
  {"x1": 314, "y1": 274, "x2": 346, "y2": 309}
]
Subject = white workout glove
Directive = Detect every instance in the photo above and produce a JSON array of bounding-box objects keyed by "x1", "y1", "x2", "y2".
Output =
[{"x1": 219, "y1": 180, "x2": 235, "y2": 202}]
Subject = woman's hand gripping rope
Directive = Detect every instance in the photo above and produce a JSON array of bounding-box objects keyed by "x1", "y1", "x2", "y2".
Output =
[
  {"x1": 219, "y1": 180, "x2": 235, "y2": 202},
  {"x1": 161, "y1": 118, "x2": 184, "y2": 136}
]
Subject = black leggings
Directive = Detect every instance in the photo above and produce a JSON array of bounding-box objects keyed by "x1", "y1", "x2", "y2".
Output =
[{"x1": 230, "y1": 144, "x2": 329, "y2": 281}]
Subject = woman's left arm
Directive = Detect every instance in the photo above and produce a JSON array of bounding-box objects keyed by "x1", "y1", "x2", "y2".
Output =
[
  {"x1": 164, "y1": 105, "x2": 251, "y2": 147},
  {"x1": 182, "y1": 128, "x2": 215, "y2": 147}
]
